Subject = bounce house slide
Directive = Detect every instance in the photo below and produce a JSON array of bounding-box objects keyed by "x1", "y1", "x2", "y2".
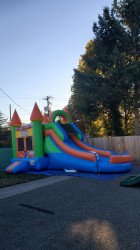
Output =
[
  {"x1": 44, "y1": 122, "x2": 132, "y2": 173},
  {"x1": 44, "y1": 127, "x2": 97, "y2": 173},
  {"x1": 5, "y1": 104, "x2": 133, "y2": 174}
]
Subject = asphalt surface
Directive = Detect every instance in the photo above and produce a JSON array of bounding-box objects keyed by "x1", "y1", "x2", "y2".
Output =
[
  {"x1": 0, "y1": 176, "x2": 140, "y2": 250},
  {"x1": 0, "y1": 175, "x2": 71, "y2": 199}
]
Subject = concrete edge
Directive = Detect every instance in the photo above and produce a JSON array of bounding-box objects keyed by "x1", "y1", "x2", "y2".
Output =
[{"x1": 0, "y1": 176, "x2": 72, "y2": 200}]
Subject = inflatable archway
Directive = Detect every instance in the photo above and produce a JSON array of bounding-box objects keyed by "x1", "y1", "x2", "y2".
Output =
[{"x1": 50, "y1": 110, "x2": 72, "y2": 123}]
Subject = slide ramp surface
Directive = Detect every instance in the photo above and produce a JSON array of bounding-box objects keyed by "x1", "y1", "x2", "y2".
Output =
[
  {"x1": 44, "y1": 126, "x2": 98, "y2": 173},
  {"x1": 44, "y1": 122, "x2": 132, "y2": 173}
]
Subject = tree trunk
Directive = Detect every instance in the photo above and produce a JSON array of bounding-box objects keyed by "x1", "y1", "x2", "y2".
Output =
[
  {"x1": 109, "y1": 104, "x2": 124, "y2": 136},
  {"x1": 134, "y1": 107, "x2": 140, "y2": 135},
  {"x1": 134, "y1": 85, "x2": 140, "y2": 135},
  {"x1": 124, "y1": 104, "x2": 128, "y2": 135}
]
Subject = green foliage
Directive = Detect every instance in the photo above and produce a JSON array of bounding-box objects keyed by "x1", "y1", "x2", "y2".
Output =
[
  {"x1": 113, "y1": 0, "x2": 140, "y2": 36},
  {"x1": 69, "y1": 0, "x2": 140, "y2": 136},
  {"x1": 0, "y1": 111, "x2": 11, "y2": 147},
  {"x1": 0, "y1": 111, "x2": 8, "y2": 127},
  {"x1": 113, "y1": 0, "x2": 140, "y2": 134}
]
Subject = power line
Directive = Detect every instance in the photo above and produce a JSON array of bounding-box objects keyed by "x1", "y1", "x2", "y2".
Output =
[{"x1": 0, "y1": 87, "x2": 30, "y2": 113}]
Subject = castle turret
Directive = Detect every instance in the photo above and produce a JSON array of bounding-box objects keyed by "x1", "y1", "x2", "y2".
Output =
[
  {"x1": 63, "y1": 106, "x2": 70, "y2": 114},
  {"x1": 61, "y1": 106, "x2": 71, "y2": 123},
  {"x1": 42, "y1": 113, "x2": 49, "y2": 124},
  {"x1": 10, "y1": 110, "x2": 22, "y2": 158},
  {"x1": 30, "y1": 102, "x2": 44, "y2": 157}
]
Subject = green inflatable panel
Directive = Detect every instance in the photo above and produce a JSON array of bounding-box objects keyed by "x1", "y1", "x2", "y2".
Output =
[
  {"x1": 11, "y1": 126, "x2": 18, "y2": 158},
  {"x1": 44, "y1": 137, "x2": 61, "y2": 154},
  {"x1": 51, "y1": 110, "x2": 72, "y2": 123},
  {"x1": 120, "y1": 175, "x2": 140, "y2": 187}
]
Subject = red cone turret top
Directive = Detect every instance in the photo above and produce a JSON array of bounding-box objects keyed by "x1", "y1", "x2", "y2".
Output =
[
  {"x1": 30, "y1": 102, "x2": 43, "y2": 121},
  {"x1": 63, "y1": 106, "x2": 70, "y2": 115},
  {"x1": 10, "y1": 110, "x2": 22, "y2": 126},
  {"x1": 42, "y1": 113, "x2": 49, "y2": 124},
  {"x1": 48, "y1": 111, "x2": 53, "y2": 122}
]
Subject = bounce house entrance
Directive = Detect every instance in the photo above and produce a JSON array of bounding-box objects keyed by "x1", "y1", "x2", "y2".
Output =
[
  {"x1": 59, "y1": 123, "x2": 78, "y2": 134},
  {"x1": 16, "y1": 126, "x2": 34, "y2": 158}
]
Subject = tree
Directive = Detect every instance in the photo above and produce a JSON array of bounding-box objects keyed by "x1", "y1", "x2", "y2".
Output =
[
  {"x1": 0, "y1": 111, "x2": 8, "y2": 127},
  {"x1": 92, "y1": 7, "x2": 131, "y2": 135},
  {"x1": 69, "y1": 1, "x2": 140, "y2": 136},
  {"x1": 0, "y1": 111, "x2": 11, "y2": 147},
  {"x1": 71, "y1": 7, "x2": 130, "y2": 135},
  {"x1": 113, "y1": 0, "x2": 140, "y2": 134}
]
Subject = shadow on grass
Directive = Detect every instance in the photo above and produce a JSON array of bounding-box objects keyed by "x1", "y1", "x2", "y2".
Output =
[{"x1": 0, "y1": 169, "x2": 47, "y2": 188}]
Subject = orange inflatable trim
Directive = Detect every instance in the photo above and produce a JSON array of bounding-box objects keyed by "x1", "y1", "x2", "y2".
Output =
[
  {"x1": 45, "y1": 130, "x2": 96, "y2": 162},
  {"x1": 110, "y1": 155, "x2": 133, "y2": 164},
  {"x1": 70, "y1": 135, "x2": 111, "y2": 157},
  {"x1": 6, "y1": 162, "x2": 20, "y2": 173}
]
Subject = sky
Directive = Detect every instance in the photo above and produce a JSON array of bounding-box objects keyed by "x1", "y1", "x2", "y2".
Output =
[{"x1": 0, "y1": 0, "x2": 112, "y2": 123}]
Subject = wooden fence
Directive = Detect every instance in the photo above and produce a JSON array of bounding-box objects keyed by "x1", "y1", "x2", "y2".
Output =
[{"x1": 85, "y1": 136, "x2": 140, "y2": 162}]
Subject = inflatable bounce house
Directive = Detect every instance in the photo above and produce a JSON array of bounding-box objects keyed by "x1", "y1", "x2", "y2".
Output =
[{"x1": 6, "y1": 103, "x2": 133, "y2": 174}]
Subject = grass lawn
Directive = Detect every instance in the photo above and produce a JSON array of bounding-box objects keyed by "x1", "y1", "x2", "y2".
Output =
[{"x1": 0, "y1": 169, "x2": 47, "y2": 188}]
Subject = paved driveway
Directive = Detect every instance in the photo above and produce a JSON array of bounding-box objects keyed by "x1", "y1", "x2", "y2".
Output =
[{"x1": 0, "y1": 176, "x2": 140, "y2": 250}]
